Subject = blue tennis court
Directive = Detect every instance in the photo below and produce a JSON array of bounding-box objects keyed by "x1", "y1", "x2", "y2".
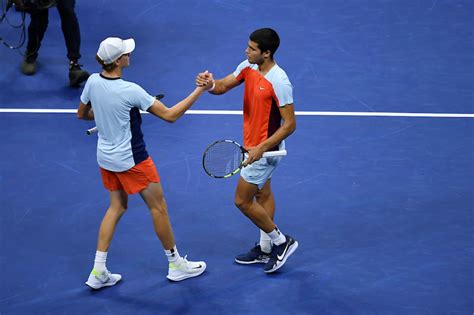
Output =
[{"x1": 1, "y1": 1, "x2": 473, "y2": 314}]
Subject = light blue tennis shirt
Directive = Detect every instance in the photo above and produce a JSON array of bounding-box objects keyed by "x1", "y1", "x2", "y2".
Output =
[{"x1": 80, "y1": 73, "x2": 155, "y2": 172}]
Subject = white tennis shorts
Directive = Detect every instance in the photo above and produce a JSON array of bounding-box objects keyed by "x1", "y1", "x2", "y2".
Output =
[{"x1": 240, "y1": 155, "x2": 283, "y2": 189}]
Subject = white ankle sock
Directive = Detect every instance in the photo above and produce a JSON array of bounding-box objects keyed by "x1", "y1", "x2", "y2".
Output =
[
  {"x1": 259, "y1": 229, "x2": 272, "y2": 253},
  {"x1": 164, "y1": 245, "x2": 182, "y2": 263},
  {"x1": 267, "y1": 227, "x2": 287, "y2": 246},
  {"x1": 93, "y1": 250, "x2": 107, "y2": 273}
]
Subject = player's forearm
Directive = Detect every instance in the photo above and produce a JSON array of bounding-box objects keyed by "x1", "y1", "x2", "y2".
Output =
[
  {"x1": 77, "y1": 104, "x2": 95, "y2": 120},
  {"x1": 208, "y1": 79, "x2": 228, "y2": 95},
  {"x1": 166, "y1": 87, "x2": 204, "y2": 122},
  {"x1": 259, "y1": 120, "x2": 296, "y2": 152}
]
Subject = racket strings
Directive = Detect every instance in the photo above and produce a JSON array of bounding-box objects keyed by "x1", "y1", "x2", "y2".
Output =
[{"x1": 203, "y1": 142, "x2": 243, "y2": 177}]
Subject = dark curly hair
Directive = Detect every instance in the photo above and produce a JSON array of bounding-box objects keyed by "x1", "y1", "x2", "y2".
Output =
[{"x1": 249, "y1": 28, "x2": 280, "y2": 58}]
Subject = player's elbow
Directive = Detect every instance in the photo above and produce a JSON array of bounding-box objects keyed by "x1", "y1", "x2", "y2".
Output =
[
  {"x1": 163, "y1": 107, "x2": 185, "y2": 123},
  {"x1": 162, "y1": 113, "x2": 178, "y2": 123},
  {"x1": 164, "y1": 117, "x2": 177, "y2": 123},
  {"x1": 162, "y1": 110, "x2": 179, "y2": 123}
]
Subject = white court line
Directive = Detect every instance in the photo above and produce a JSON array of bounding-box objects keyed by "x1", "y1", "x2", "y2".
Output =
[{"x1": 0, "y1": 108, "x2": 473, "y2": 118}]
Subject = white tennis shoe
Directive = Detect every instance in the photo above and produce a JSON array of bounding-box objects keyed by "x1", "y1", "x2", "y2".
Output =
[
  {"x1": 167, "y1": 256, "x2": 206, "y2": 281},
  {"x1": 85, "y1": 269, "x2": 122, "y2": 290}
]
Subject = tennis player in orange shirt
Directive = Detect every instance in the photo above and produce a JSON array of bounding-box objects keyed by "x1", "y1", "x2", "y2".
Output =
[{"x1": 196, "y1": 28, "x2": 298, "y2": 273}]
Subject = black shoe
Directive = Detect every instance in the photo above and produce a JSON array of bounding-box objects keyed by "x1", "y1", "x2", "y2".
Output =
[
  {"x1": 21, "y1": 54, "x2": 37, "y2": 75},
  {"x1": 69, "y1": 62, "x2": 90, "y2": 87},
  {"x1": 235, "y1": 244, "x2": 271, "y2": 264},
  {"x1": 263, "y1": 235, "x2": 298, "y2": 273}
]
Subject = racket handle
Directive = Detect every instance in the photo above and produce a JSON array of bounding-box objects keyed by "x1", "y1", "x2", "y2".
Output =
[
  {"x1": 86, "y1": 126, "x2": 97, "y2": 135},
  {"x1": 262, "y1": 150, "x2": 287, "y2": 157}
]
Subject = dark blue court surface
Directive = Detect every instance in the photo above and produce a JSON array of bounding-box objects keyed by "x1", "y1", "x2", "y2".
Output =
[{"x1": 1, "y1": 1, "x2": 473, "y2": 314}]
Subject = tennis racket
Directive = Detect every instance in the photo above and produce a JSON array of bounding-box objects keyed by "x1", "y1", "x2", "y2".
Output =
[
  {"x1": 202, "y1": 139, "x2": 287, "y2": 178},
  {"x1": 85, "y1": 94, "x2": 165, "y2": 136}
]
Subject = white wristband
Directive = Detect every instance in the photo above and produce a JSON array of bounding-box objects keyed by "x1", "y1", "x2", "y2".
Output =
[{"x1": 208, "y1": 82, "x2": 216, "y2": 92}]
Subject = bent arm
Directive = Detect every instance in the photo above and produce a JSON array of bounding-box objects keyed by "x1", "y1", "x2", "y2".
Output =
[
  {"x1": 77, "y1": 102, "x2": 94, "y2": 120},
  {"x1": 244, "y1": 104, "x2": 296, "y2": 165},
  {"x1": 260, "y1": 104, "x2": 296, "y2": 151},
  {"x1": 147, "y1": 87, "x2": 205, "y2": 123}
]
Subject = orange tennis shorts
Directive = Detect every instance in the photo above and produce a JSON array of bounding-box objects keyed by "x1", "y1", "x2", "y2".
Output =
[{"x1": 100, "y1": 157, "x2": 160, "y2": 195}]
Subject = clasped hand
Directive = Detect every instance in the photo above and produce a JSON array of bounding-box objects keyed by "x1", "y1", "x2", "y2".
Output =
[{"x1": 196, "y1": 70, "x2": 215, "y2": 89}]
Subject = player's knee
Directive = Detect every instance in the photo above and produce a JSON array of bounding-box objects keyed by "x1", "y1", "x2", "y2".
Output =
[
  {"x1": 256, "y1": 191, "x2": 271, "y2": 203},
  {"x1": 234, "y1": 197, "x2": 251, "y2": 213},
  {"x1": 119, "y1": 203, "x2": 128, "y2": 213},
  {"x1": 149, "y1": 198, "x2": 168, "y2": 216},
  {"x1": 149, "y1": 205, "x2": 168, "y2": 218},
  {"x1": 108, "y1": 204, "x2": 127, "y2": 216}
]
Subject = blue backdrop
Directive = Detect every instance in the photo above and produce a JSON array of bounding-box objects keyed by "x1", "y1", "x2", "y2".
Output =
[{"x1": 0, "y1": 1, "x2": 473, "y2": 314}]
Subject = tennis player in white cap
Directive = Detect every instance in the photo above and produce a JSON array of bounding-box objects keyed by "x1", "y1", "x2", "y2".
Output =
[{"x1": 77, "y1": 37, "x2": 213, "y2": 289}]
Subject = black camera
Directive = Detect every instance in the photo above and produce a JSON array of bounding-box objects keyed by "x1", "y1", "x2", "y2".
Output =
[{"x1": 7, "y1": 0, "x2": 57, "y2": 12}]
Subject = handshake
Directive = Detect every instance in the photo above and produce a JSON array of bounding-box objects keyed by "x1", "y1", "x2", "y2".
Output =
[{"x1": 195, "y1": 70, "x2": 216, "y2": 92}]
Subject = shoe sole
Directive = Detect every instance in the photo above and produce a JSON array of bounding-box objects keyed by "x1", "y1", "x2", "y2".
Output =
[
  {"x1": 85, "y1": 277, "x2": 121, "y2": 290},
  {"x1": 166, "y1": 266, "x2": 206, "y2": 282},
  {"x1": 264, "y1": 241, "x2": 299, "y2": 274},
  {"x1": 234, "y1": 258, "x2": 269, "y2": 265}
]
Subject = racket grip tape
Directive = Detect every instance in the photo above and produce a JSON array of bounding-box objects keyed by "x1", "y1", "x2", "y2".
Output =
[
  {"x1": 86, "y1": 126, "x2": 97, "y2": 135},
  {"x1": 262, "y1": 150, "x2": 287, "y2": 157}
]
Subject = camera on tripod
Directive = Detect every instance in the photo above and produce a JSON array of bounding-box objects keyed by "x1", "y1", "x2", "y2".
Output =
[{"x1": 7, "y1": 0, "x2": 57, "y2": 12}]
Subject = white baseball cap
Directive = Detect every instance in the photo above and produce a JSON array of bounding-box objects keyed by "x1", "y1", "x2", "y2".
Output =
[{"x1": 97, "y1": 37, "x2": 135, "y2": 64}]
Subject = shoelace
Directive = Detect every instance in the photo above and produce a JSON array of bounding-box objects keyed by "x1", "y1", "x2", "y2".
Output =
[
  {"x1": 93, "y1": 270, "x2": 111, "y2": 282},
  {"x1": 182, "y1": 255, "x2": 189, "y2": 264}
]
